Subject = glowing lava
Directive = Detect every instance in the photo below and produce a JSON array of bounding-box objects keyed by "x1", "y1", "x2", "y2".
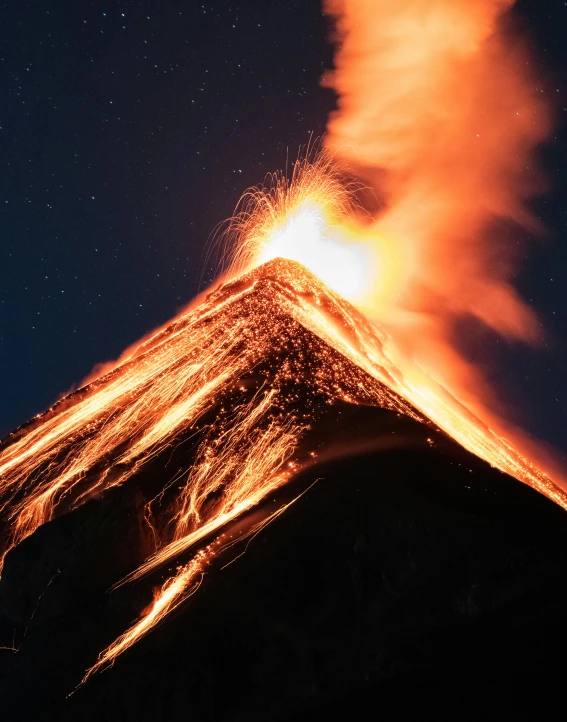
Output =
[
  {"x1": 1, "y1": 255, "x2": 565, "y2": 682},
  {"x1": 224, "y1": 150, "x2": 386, "y2": 307},
  {"x1": 0, "y1": 0, "x2": 562, "y2": 689},
  {"x1": 254, "y1": 199, "x2": 373, "y2": 302}
]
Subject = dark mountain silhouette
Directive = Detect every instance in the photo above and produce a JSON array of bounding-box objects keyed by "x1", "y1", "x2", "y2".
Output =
[{"x1": 1, "y1": 259, "x2": 566, "y2": 720}]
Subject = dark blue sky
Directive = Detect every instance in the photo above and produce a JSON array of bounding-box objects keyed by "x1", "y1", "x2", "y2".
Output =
[{"x1": 1, "y1": 0, "x2": 566, "y2": 459}]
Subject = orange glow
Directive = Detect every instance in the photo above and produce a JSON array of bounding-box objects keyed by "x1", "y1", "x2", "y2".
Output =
[
  {"x1": 2, "y1": 254, "x2": 565, "y2": 682},
  {"x1": 0, "y1": 0, "x2": 562, "y2": 687},
  {"x1": 322, "y1": 0, "x2": 552, "y2": 366},
  {"x1": 81, "y1": 541, "x2": 214, "y2": 682},
  {"x1": 225, "y1": 150, "x2": 383, "y2": 305},
  {"x1": 255, "y1": 200, "x2": 373, "y2": 302},
  {"x1": 316, "y1": 0, "x2": 559, "y2": 491}
]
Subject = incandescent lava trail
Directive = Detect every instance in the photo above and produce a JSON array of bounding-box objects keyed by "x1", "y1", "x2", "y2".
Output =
[{"x1": 1, "y1": 250, "x2": 566, "y2": 679}]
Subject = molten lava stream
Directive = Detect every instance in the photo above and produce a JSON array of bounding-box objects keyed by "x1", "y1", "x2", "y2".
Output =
[
  {"x1": 80, "y1": 261, "x2": 567, "y2": 681},
  {"x1": 2, "y1": 194, "x2": 566, "y2": 685}
]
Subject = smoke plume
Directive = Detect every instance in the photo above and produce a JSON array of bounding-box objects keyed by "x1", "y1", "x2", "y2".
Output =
[{"x1": 323, "y1": 0, "x2": 552, "y2": 404}]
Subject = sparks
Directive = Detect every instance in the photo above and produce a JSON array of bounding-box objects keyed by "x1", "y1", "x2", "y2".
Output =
[{"x1": 222, "y1": 149, "x2": 383, "y2": 306}]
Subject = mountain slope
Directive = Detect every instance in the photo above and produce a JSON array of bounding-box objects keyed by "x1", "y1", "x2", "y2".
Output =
[
  {"x1": 1, "y1": 258, "x2": 566, "y2": 718},
  {"x1": 2, "y1": 407, "x2": 567, "y2": 720}
]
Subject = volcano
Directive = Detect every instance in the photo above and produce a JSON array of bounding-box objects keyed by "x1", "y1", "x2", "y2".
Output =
[{"x1": 1, "y1": 258, "x2": 567, "y2": 719}]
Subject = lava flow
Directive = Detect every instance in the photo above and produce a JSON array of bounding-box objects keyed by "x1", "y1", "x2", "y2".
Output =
[
  {"x1": 1, "y1": 248, "x2": 566, "y2": 680},
  {"x1": 0, "y1": 0, "x2": 563, "y2": 686}
]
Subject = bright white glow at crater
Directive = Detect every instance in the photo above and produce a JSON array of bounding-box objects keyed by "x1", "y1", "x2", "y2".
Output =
[{"x1": 257, "y1": 202, "x2": 373, "y2": 302}]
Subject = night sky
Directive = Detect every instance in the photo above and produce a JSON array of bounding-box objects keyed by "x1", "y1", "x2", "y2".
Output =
[{"x1": 2, "y1": 1, "x2": 567, "y2": 460}]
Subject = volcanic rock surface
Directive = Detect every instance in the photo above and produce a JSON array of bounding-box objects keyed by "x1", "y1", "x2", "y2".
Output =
[{"x1": 1, "y1": 259, "x2": 566, "y2": 719}]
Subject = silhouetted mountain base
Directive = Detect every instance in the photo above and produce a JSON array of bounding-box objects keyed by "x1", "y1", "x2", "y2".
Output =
[{"x1": 1, "y1": 401, "x2": 566, "y2": 720}]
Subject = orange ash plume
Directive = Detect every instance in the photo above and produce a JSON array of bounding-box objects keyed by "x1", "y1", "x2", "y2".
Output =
[{"x1": 321, "y1": 0, "x2": 553, "y2": 408}]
